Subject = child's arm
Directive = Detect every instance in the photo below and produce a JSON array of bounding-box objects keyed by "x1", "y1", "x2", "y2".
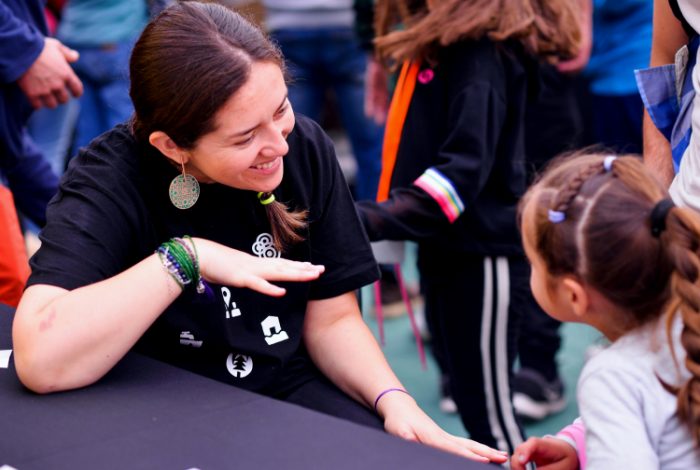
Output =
[
  {"x1": 511, "y1": 435, "x2": 579, "y2": 470},
  {"x1": 356, "y1": 189, "x2": 452, "y2": 241},
  {"x1": 357, "y1": 75, "x2": 507, "y2": 242},
  {"x1": 556, "y1": 418, "x2": 586, "y2": 468},
  {"x1": 511, "y1": 418, "x2": 584, "y2": 470}
]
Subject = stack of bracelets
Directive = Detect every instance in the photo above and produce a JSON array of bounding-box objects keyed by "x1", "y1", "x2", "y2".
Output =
[{"x1": 155, "y1": 236, "x2": 207, "y2": 294}]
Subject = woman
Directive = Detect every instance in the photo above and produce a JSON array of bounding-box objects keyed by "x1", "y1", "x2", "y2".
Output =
[{"x1": 11, "y1": 2, "x2": 505, "y2": 463}]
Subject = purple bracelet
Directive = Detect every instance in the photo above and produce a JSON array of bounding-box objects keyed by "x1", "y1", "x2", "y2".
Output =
[{"x1": 373, "y1": 387, "x2": 410, "y2": 414}]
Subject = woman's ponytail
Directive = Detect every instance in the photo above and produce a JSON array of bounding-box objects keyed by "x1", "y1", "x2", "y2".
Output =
[{"x1": 258, "y1": 192, "x2": 307, "y2": 252}]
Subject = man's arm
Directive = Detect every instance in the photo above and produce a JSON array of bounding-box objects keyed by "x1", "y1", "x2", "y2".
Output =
[
  {"x1": 643, "y1": 0, "x2": 689, "y2": 186},
  {"x1": 0, "y1": 3, "x2": 45, "y2": 84},
  {"x1": 0, "y1": 3, "x2": 82, "y2": 109},
  {"x1": 17, "y1": 37, "x2": 83, "y2": 109}
]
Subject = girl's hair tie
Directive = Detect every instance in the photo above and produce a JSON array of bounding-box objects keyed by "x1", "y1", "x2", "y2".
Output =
[
  {"x1": 650, "y1": 199, "x2": 675, "y2": 238},
  {"x1": 603, "y1": 155, "x2": 617, "y2": 172},
  {"x1": 548, "y1": 209, "x2": 566, "y2": 224}
]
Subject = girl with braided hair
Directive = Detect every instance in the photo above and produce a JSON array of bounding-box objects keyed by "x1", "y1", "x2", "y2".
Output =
[{"x1": 510, "y1": 152, "x2": 700, "y2": 469}]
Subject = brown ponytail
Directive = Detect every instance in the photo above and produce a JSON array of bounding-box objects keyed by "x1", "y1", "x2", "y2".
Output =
[{"x1": 259, "y1": 193, "x2": 307, "y2": 252}]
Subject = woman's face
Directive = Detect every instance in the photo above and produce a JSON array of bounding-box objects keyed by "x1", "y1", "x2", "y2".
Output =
[{"x1": 185, "y1": 61, "x2": 294, "y2": 193}]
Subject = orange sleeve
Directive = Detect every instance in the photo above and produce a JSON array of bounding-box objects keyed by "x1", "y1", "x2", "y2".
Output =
[{"x1": 0, "y1": 185, "x2": 29, "y2": 307}]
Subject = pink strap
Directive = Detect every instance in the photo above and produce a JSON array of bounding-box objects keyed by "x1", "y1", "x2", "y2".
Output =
[
  {"x1": 394, "y1": 264, "x2": 427, "y2": 369},
  {"x1": 373, "y1": 266, "x2": 427, "y2": 369},
  {"x1": 373, "y1": 281, "x2": 385, "y2": 345}
]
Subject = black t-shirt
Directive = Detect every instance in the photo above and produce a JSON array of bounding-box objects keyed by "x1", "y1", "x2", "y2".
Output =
[{"x1": 28, "y1": 116, "x2": 379, "y2": 395}]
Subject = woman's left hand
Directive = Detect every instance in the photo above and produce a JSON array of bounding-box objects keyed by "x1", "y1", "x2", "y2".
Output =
[{"x1": 378, "y1": 392, "x2": 509, "y2": 463}]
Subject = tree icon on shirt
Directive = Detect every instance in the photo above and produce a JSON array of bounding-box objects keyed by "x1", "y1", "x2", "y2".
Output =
[
  {"x1": 226, "y1": 352, "x2": 253, "y2": 378},
  {"x1": 232, "y1": 355, "x2": 246, "y2": 372}
]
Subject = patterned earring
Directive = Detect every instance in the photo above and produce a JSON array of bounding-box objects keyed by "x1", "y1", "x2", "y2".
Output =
[{"x1": 169, "y1": 157, "x2": 200, "y2": 209}]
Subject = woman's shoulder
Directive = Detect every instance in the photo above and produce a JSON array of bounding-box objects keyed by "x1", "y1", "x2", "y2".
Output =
[
  {"x1": 286, "y1": 114, "x2": 338, "y2": 173},
  {"x1": 59, "y1": 123, "x2": 151, "y2": 213},
  {"x1": 280, "y1": 114, "x2": 347, "y2": 217},
  {"x1": 67, "y1": 123, "x2": 142, "y2": 180},
  {"x1": 288, "y1": 114, "x2": 333, "y2": 151}
]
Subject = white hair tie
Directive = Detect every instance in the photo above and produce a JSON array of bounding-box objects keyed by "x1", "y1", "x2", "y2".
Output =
[
  {"x1": 548, "y1": 209, "x2": 566, "y2": 224},
  {"x1": 603, "y1": 155, "x2": 617, "y2": 172}
]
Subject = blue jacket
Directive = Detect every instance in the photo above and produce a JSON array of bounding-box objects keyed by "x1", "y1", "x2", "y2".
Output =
[
  {"x1": 0, "y1": 0, "x2": 47, "y2": 165},
  {"x1": 0, "y1": 0, "x2": 60, "y2": 227}
]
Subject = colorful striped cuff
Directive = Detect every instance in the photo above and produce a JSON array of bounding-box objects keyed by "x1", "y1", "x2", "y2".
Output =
[{"x1": 414, "y1": 168, "x2": 465, "y2": 223}]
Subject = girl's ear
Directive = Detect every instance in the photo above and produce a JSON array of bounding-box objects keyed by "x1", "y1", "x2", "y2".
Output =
[
  {"x1": 561, "y1": 276, "x2": 589, "y2": 319},
  {"x1": 149, "y1": 131, "x2": 189, "y2": 166}
]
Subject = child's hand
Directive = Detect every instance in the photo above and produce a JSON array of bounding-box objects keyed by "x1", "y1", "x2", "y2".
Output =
[{"x1": 511, "y1": 436, "x2": 579, "y2": 470}]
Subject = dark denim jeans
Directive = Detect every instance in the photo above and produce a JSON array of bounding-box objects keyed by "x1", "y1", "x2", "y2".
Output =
[{"x1": 272, "y1": 27, "x2": 384, "y2": 201}]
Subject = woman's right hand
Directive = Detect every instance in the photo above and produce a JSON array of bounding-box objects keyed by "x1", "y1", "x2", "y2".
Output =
[
  {"x1": 193, "y1": 238, "x2": 325, "y2": 297},
  {"x1": 511, "y1": 436, "x2": 580, "y2": 470},
  {"x1": 377, "y1": 391, "x2": 508, "y2": 464}
]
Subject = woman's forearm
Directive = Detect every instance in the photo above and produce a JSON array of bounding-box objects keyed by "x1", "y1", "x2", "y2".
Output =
[
  {"x1": 13, "y1": 254, "x2": 181, "y2": 393},
  {"x1": 14, "y1": 237, "x2": 325, "y2": 394},
  {"x1": 303, "y1": 293, "x2": 407, "y2": 410}
]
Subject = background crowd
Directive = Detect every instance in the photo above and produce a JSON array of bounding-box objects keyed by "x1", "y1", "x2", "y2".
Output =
[{"x1": 3, "y1": 0, "x2": 700, "y2": 469}]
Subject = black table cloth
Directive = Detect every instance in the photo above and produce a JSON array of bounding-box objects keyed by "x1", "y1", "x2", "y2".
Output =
[{"x1": 0, "y1": 303, "x2": 492, "y2": 469}]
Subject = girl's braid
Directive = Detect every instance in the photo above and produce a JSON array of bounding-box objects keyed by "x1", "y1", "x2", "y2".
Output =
[
  {"x1": 664, "y1": 208, "x2": 700, "y2": 443},
  {"x1": 551, "y1": 160, "x2": 609, "y2": 214}
]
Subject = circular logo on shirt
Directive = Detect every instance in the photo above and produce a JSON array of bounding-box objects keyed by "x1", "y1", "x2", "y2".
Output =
[
  {"x1": 252, "y1": 233, "x2": 280, "y2": 258},
  {"x1": 226, "y1": 352, "x2": 253, "y2": 378}
]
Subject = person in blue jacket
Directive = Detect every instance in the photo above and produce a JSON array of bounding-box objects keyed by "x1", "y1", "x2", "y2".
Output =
[{"x1": 0, "y1": 0, "x2": 83, "y2": 227}]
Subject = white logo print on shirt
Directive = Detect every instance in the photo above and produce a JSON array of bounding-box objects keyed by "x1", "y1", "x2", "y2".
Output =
[
  {"x1": 226, "y1": 353, "x2": 253, "y2": 378},
  {"x1": 252, "y1": 233, "x2": 280, "y2": 258},
  {"x1": 221, "y1": 287, "x2": 242, "y2": 319},
  {"x1": 261, "y1": 316, "x2": 289, "y2": 345},
  {"x1": 179, "y1": 331, "x2": 203, "y2": 348}
]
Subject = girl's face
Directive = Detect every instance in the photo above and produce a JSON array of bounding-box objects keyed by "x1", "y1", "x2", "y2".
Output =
[
  {"x1": 521, "y1": 195, "x2": 577, "y2": 323},
  {"x1": 185, "y1": 61, "x2": 294, "y2": 193}
]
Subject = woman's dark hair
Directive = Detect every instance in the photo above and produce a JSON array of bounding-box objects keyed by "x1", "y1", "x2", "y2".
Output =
[
  {"x1": 521, "y1": 152, "x2": 700, "y2": 443},
  {"x1": 130, "y1": 1, "x2": 306, "y2": 251},
  {"x1": 130, "y1": 1, "x2": 283, "y2": 148}
]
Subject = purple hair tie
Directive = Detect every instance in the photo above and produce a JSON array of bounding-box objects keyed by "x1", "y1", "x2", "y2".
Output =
[
  {"x1": 603, "y1": 155, "x2": 617, "y2": 172},
  {"x1": 548, "y1": 209, "x2": 566, "y2": 224}
]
